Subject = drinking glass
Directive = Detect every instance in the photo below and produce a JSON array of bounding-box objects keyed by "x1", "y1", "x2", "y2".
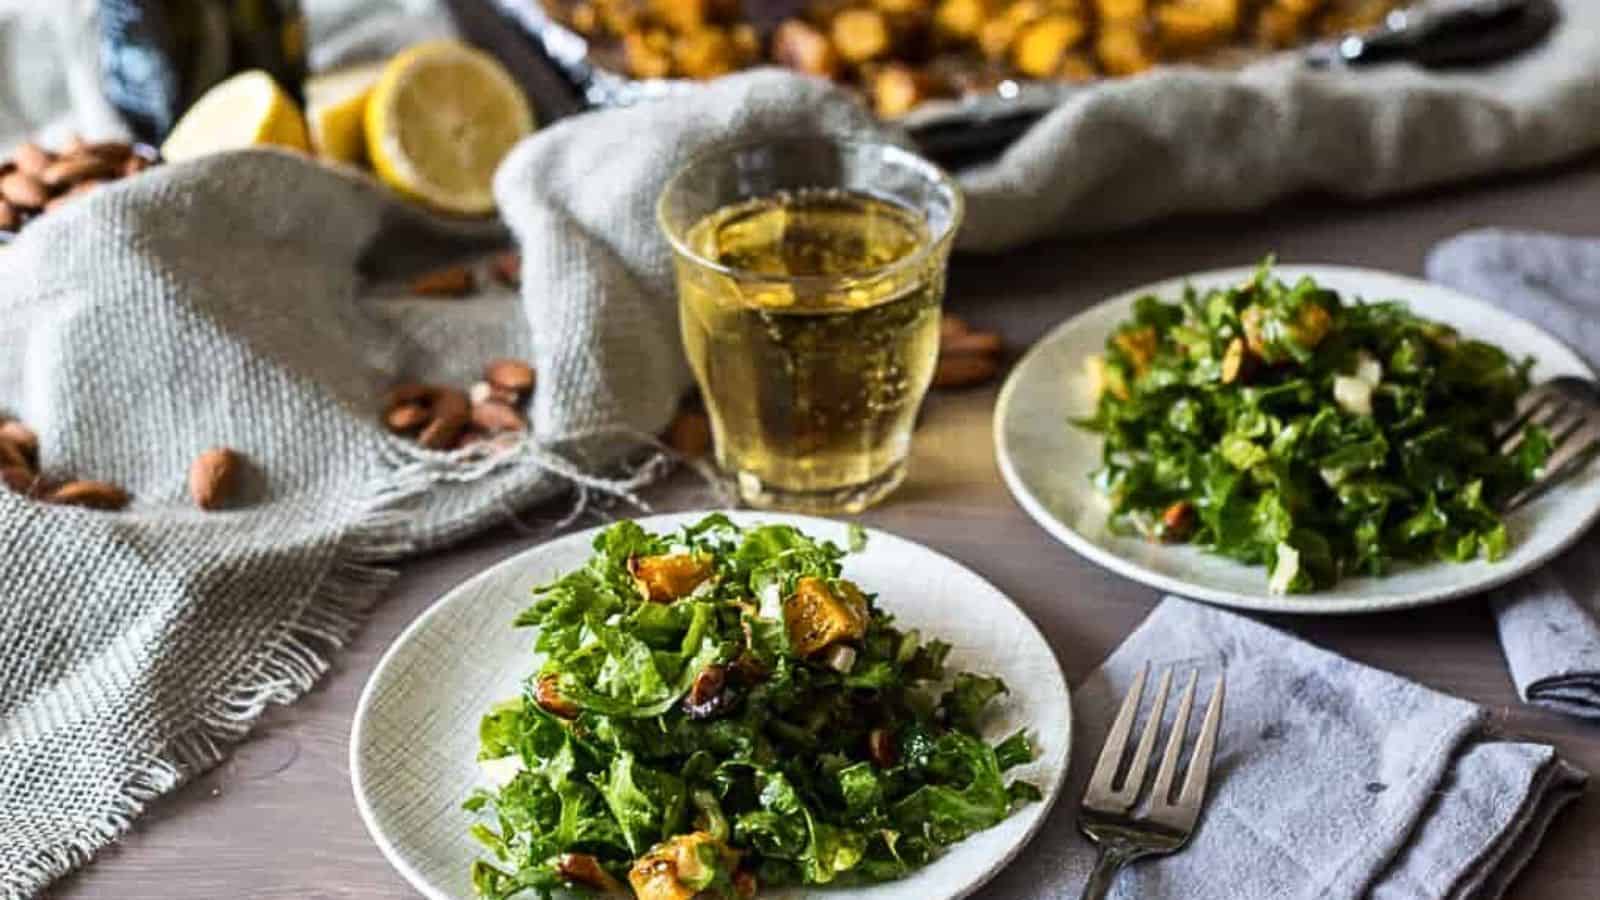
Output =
[{"x1": 658, "y1": 138, "x2": 963, "y2": 513}]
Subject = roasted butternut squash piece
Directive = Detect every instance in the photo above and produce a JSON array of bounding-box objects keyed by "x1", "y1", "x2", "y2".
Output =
[
  {"x1": 831, "y1": 8, "x2": 893, "y2": 63},
  {"x1": 1094, "y1": 0, "x2": 1147, "y2": 21},
  {"x1": 628, "y1": 832, "x2": 740, "y2": 900},
  {"x1": 933, "y1": 0, "x2": 989, "y2": 41},
  {"x1": 783, "y1": 576, "x2": 870, "y2": 656},
  {"x1": 672, "y1": 26, "x2": 742, "y2": 78},
  {"x1": 1111, "y1": 326, "x2": 1159, "y2": 374},
  {"x1": 773, "y1": 19, "x2": 841, "y2": 77},
  {"x1": 1011, "y1": 14, "x2": 1087, "y2": 79},
  {"x1": 630, "y1": 553, "x2": 714, "y2": 601},
  {"x1": 1095, "y1": 22, "x2": 1154, "y2": 75},
  {"x1": 623, "y1": 28, "x2": 674, "y2": 78}
]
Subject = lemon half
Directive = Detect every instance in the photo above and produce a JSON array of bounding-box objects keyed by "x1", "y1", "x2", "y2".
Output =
[
  {"x1": 364, "y1": 41, "x2": 536, "y2": 216},
  {"x1": 305, "y1": 61, "x2": 386, "y2": 165},
  {"x1": 161, "y1": 70, "x2": 310, "y2": 163}
]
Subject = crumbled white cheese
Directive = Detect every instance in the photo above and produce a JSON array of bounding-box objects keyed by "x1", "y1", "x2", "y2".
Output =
[
  {"x1": 1353, "y1": 351, "x2": 1383, "y2": 386},
  {"x1": 478, "y1": 755, "x2": 525, "y2": 788},
  {"x1": 1268, "y1": 542, "x2": 1301, "y2": 595},
  {"x1": 1333, "y1": 375, "x2": 1374, "y2": 417}
]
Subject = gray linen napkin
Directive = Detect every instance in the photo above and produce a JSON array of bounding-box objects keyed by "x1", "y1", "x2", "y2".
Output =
[
  {"x1": 982, "y1": 598, "x2": 1586, "y2": 900},
  {"x1": 1428, "y1": 230, "x2": 1600, "y2": 718}
]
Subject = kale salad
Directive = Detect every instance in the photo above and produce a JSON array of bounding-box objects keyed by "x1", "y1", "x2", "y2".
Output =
[
  {"x1": 466, "y1": 515, "x2": 1039, "y2": 899},
  {"x1": 1078, "y1": 262, "x2": 1551, "y2": 594}
]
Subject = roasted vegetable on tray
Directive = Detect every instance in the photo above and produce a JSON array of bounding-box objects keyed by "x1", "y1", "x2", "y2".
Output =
[
  {"x1": 466, "y1": 515, "x2": 1040, "y2": 898},
  {"x1": 546, "y1": 0, "x2": 1413, "y2": 115},
  {"x1": 1077, "y1": 261, "x2": 1552, "y2": 594}
]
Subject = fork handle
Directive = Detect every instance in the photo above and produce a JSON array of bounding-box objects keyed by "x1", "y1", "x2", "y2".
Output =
[{"x1": 1078, "y1": 845, "x2": 1135, "y2": 900}]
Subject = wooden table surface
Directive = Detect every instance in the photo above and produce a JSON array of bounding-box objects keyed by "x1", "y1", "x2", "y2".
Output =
[{"x1": 50, "y1": 160, "x2": 1600, "y2": 898}]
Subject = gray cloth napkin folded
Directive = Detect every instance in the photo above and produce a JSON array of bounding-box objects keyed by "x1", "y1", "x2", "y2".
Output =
[
  {"x1": 982, "y1": 599, "x2": 1586, "y2": 900},
  {"x1": 1428, "y1": 230, "x2": 1600, "y2": 718}
]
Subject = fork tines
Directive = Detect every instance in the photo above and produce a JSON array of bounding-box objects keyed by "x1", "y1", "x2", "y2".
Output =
[
  {"x1": 1499, "y1": 378, "x2": 1600, "y2": 512},
  {"x1": 1084, "y1": 665, "x2": 1226, "y2": 831}
]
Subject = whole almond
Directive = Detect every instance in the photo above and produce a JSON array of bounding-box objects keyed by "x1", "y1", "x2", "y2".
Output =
[
  {"x1": 932, "y1": 352, "x2": 1001, "y2": 389},
  {"x1": 49, "y1": 480, "x2": 129, "y2": 510},
  {"x1": 189, "y1": 447, "x2": 241, "y2": 511},
  {"x1": 1, "y1": 465, "x2": 38, "y2": 495},
  {"x1": 0, "y1": 201, "x2": 17, "y2": 232},
  {"x1": 484, "y1": 359, "x2": 535, "y2": 395},
  {"x1": 409, "y1": 266, "x2": 474, "y2": 297},
  {"x1": 12, "y1": 142, "x2": 51, "y2": 176},
  {"x1": 0, "y1": 421, "x2": 38, "y2": 462},
  {"x1": 0, "y1": 436, "x2": 27, "y2": 470},
  {"x1": 1, "y1": 172, "x2": 48, "y2": 210},
  {"x1": 382, "y1": 382, "x2": 433, "y2": 411},
  {"x1": 941, "y1": 329, "x2": 1003, "y2": 355},
  {"x1": 471, "y1": 400, "x2": 527, "y2": 433},
  {"x1": 385, "y1": 402, "x2": 430, "y2": 433},
  {"x1": 666, "y1": 410, "x2": 711, "y2": 458},
  {"x1": 418, "y1": 387, "x2": 471, "y2": 449},
  {"x1": 40, "y1": 156, "x2": 115, "y2": 189},
  {"x1": 492, "y1": 250, "x2": 521, "y2": 286},
  {"x1": 85, "y1": 141, "x2": 133, "y2": 163}
]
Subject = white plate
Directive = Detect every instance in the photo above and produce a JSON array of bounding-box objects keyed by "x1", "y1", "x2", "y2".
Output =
[
  {"x1": 995, "y1": 265, "x2": 1600, "y2": 615},
  {"x1": 351, "y1": 511, "x2": 1070, "y2": 900}
]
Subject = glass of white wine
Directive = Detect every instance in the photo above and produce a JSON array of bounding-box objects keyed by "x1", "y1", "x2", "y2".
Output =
[{"x1": 658, "y1": 138, "x2": 963, "y2": 514}]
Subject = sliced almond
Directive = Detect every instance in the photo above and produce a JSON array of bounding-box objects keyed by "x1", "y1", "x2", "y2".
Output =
[{"x1": 418, "y1": 387, "x2": 471, "y2": 449}]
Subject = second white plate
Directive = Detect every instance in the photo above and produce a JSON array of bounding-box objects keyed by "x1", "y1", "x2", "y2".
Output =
[
  {"x1": 995, "y1": 264, "x2": 1600, "y2": 615},
  {"x1": 351, "y1": 511, "x2": 1071, "y2": 899}
]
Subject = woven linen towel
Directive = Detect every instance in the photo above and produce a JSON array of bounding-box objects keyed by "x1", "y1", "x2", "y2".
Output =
[
  {"x1": 1428, "y1": 230, "x2": 1600, "y2": 718},
  {"x1": 981, "y1": 599, "x2": 1586, "y2": 900}
]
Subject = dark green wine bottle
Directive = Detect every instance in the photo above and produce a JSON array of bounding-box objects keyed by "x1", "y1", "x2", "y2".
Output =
[{"x1": 99, "y1": 0, "x2": 307, "y2": 144}]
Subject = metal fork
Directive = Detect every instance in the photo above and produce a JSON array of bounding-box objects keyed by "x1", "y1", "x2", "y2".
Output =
[
  {"x1": 1077, "y1": 666, "x2": 1226, "y2": 900},
  {"x1": 1498, "y1": 376, "x2": 1600, "y2": 513}
]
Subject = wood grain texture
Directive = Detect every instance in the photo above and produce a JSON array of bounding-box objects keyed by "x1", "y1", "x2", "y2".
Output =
[{"x1": 48, "y1": 153, "x2": 1600, "y2": 898}]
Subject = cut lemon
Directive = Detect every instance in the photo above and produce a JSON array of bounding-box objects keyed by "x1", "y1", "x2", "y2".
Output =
[
  {"x1": 305, "y1": 61, "x2": 385, "y2": 165},
  {"x1": 364, "y1": 41, "x2": 535, "y2": 216},
  {"x1": 161, "y1": 70, "x2": 310, "y2": 163}
]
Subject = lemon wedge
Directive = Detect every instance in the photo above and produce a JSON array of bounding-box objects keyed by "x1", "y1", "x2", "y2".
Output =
[
  {"x1": 304, "y1": 61, "x2": 386, "y2": 165},
  {"x1": 364, "y1": 41, "x2": 535, "y2": 216},
  {"x1": 161, "y1": 70, "x2": 310, "y2": 163}
]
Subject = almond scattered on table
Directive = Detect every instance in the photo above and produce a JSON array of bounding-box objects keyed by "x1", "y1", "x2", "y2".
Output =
[
  {"x1": 0, "y1": 138, "x2": 156, "y2": 234},
  {"x1": 666, "y1": 409, "x2": 711, "y2": 458},
  {"x1": 48, "y1": 480, "x2": 129, "y2": 511},
  {"x1": 382, "y1": 357, "x2": 537, "y2": 452},
  {"x1": 933, "y1": 314, "x2": 1004, "y2": 389},
  {"x1": 189, "y1": 447, "x2": 243, "y2": 511},
  {"x1": 408, "y1": 265, "x2": 475, "y2": 297}
]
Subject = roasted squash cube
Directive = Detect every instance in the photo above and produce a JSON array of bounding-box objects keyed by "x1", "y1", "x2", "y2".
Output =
[
  {"x1": 1093, "y1": 0, "x2": 1146, "y2": 21},
  {"x1": 831, "y1": 8, "x2": 893, "y2": 63},
  {"x1": 1011, "y1": 14, "x2": 1087, "y2": 79},
  {"x1": 871, "y1": 63, "x2": 935, "y2": 116},
  {"x1": 1095, "y1": 23, "x2": 1154, "y2": 76},
  {"x1": 623, "y1": 28, "x2": 674, "y2": 78},
  {"x1": 629, "y1": 833, "x2": 740, "y2": 900},
  {"x1": 672, "y1": 26, "x2": 742, "y2": 79},
  {"x1": 630, "y1": 553, "x2": 714, "y2": 602},
  {"x1": 1111, "y1": 326, "x2": 1159, "y2": 374},
  {"x1": 783, "y1": 576, "x2": 870, "y2": 656},
  {"x1": 933, "y1": 0, "x2": 988, "y2": 40},
  {"x1": 772, "y1": 19, "x2": 841, "y2": 78}
]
